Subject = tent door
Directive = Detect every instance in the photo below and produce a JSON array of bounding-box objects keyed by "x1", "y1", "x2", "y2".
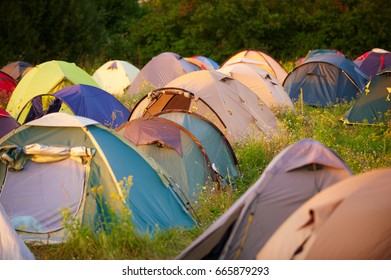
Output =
[{"x1": 0, "y1": 158, "x2": 85, "y2": 233}]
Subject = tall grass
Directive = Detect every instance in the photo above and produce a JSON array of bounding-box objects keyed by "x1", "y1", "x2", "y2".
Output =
[{"x1": 28, "y1": 102, "x2": 391, "y2": 259}]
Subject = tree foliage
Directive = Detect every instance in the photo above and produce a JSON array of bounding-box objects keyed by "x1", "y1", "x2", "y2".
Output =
[{"x1": 0, "y1": 0, "x2": 390, "y2": 68}]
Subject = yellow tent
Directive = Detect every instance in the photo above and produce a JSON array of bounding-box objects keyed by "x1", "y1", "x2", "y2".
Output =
[{"x1": 6, "y1": 60, "x2": 98, "y2": 123}]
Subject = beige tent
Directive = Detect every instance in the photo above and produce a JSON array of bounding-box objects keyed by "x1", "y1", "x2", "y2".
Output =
[
  {"x1": 218, "y1": 63, "x2": 294, "y2": 109},
  {"x1": 177, "y1": 139, "x2": 353, "y2": 260},
  {"x1": 257, "y1": 168, "x2": 391, "y2": 260},
  {"x1": 92, "y1": 60, "x2": 140, "y2": 96},
  {"x1": 0, "y1": 202, "x2": 35, "y2": 260},
  {"x1": 130, "y1": 70, "x2": 280, "y2": 143},
  {"x1": 221, "y1": 50, "x2": 288, "y2": 84}
]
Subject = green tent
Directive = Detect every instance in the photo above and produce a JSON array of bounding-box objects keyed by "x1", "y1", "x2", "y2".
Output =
[
  {"x1": 342, "y1": 67, "x2": 391, "y2": 124},
  {"x1": 6, "y1": 60, "x2": 99, "y2": 123},
  {"x1": 0, "y1": 113, "x2": 195, "y2": 243}
]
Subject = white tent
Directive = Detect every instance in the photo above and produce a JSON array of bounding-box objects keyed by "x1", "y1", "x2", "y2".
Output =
[
  {"x1": 0, "y1": 202, "x2": 35, "y2": 260},
  {"x1": 218, "y1": 63, "x2": 294, "y2": 109},
  {"x1": 93, "y1": 60, "x2": 140, "y2": 96}
]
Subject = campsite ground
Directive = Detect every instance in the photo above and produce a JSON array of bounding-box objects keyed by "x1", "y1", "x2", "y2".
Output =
[{"x1": 28, "y1": 102, "x2": 391, "y2": 259}]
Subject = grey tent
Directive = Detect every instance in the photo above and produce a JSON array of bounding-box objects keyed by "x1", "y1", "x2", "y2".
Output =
[
  {"x1": 257, "y1": 168, "x2": 391, "y2": 260},
  {"x1": 126, "y1": 52, "x2": 201, "y2": 97},
  {"x1": 0, "y1": 202, "x2": 35, "y2": 259},
  {"x1": 177, "y1": 138, "x2": 353, "y2": 260}
]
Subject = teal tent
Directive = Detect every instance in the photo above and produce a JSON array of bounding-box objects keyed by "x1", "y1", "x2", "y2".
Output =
[
  {"x1": 342, "y1": 67, "x2": 391, "y2": 124},
  {"x1": 156, "y1": 110, "x2": 239, "y2": 186},
  {"x1": 0, "y1": 113, "x2": 195, "y2": 243}
]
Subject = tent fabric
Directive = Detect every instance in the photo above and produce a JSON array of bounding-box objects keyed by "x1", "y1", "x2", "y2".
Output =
[
  {"x1": 130, "y1": 70, "x2": 280, "y2": 143},
  {"x1": 257, "y1": 168, "x2": 391, "y2": 260},
  {"x1": 218, "y1": 63, "x2": 294, "y2": 109},
  {"x1": 284, "y1": 52, "x2": 369, "y2": 107},
  {"x1": 221, "y1": 49, "x2": 288, "y2": 84},
  {"x1": 21, "y1": 84, "x2": 130, "y2": 128},
  {"x1": 192, "y1": 56, "x2": 219, "y2": 70},
  {"x1": 341, "y1": 67, "x2": 391, "y2": 124},
  {"x1": 126, "y1": 52, "x2": 201, "y2": 97},
  {"x1": 2, "y1": 158, "x2": 85, "y2": 233},
  {"x1": 354, "y1": 48, "x2": 391, "y2": 79},
  {"x1": 6, "y1": 60, "x2": 99, "y2": 123},
  {"x1": 0, "y1": 113, "x2": 195, "y2": 243},
  {"x1": 0, "y1": 202, "x2": 35, "y2": 260},
  {"x1": 117, "y1": 117, "x2": 217, "y2": 205},
  {"x1": 177, "y1": 139, "x2": 353, "y2": 260},
  {"x1": 0, "y1": 108, "x2": 20, "y2": 138},
  {"x1": 0, "y1": 71, "x2": 17, "y2": 93},
  {"x1": 0, "y1": 71, "x2": 17, "y2": 107},
  {"x1": 156, "y1": 110, "x2": 239, "y2": 186},
  {"x1": 93, "y1": 60, "x2": 140, "y2": 96},
  {"x1": 1, "y1": 61, "x2": 33, "y2": 81}
]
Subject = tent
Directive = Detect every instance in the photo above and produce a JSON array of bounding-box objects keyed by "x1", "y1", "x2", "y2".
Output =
[
  {"x1": 20, "y1": 84, "x2": 130, "y2": 128},
  {"x1": 117, "y1": 117, "x2": 220, "y2": 206},
  {"x1": 0, "y1": 202, "x2": 35, "y2": 259},
  {"x1": 221, "y1": 49, "x2": 288, "y2": 84},
  {"x1": 0, "y1": 113, "x2": 195, "y2": 243},
  {"x1": 0, "y1": 108, "x2": 20, "y2": 138},
  {"x1": 92, "y1": 60, "x2": 140, "y2": 96},
  {"x1": 257, "y1": 168, "x2": 391, "y2": 260},
  {"x1": 192, "y1": 56, "x2": 219, "y2": 70},
  {"x1": 284, "y1": 52, "x2": 369, "y2": 107},
  {"x1": 177, "y1": 139, "x2": 353, "y2": 260},
  {"x1": 156, "y1": 110, "x2": 239, "y2": 186},
  {"x1": 354, "y1": 48, "x2": 391, "y2": 79},
  {"x1": 341, "y1": 67, "x2": 391, "y2": 124},
  {"x1": 218, "y1": 63, "x2": 294, "y2": 109},
  {"x1": 6, "y1": 60, "x2": 99, "y2": 123},
  {"x1": 0, "y1": 71, "x2": 17, "y2": 107},
  {"x1": 130, "y1": 70, "x2": 280, "y2": 143},
  {"x1": 1, "y1": 61, "x2": 33, "y2": 81},
  {"x1": 126, "y1": 52, "x2": 201, "y2": 97}
]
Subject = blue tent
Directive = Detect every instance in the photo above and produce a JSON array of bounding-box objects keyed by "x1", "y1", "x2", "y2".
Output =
[
  {"x1": 24, "y1": 84, "x2": 130, "y2": 128},
  {"x1": 284, "y1": 52, "x2": 369, "y2": 107}
]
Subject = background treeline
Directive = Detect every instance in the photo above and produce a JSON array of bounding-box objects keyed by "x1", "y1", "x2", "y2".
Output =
[{"x1": 1, "y1": 0, "x2": 390, "y2": 70}]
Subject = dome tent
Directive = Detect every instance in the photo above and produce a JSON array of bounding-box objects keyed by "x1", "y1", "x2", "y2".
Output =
[
  {"x1": 0, "y1": 108, "x2": 20, "y2": 138},
  {"x1": 6, "y1": 60, "x2": 99, "y2": 124},
  {"x1": 0, "y1": 202, "x2": 34, "y2": 259},
  {"x1": 353, "y1": 48, "x2": 391, "y2": 79},
  {"x1": 130, "y1": 70, "x2": 280, "y2": 144},
  {"x1": 218, "y1": 63, "x2": 294, "y2": 109},
  {"x1": 126, "y1": 52, "x2": 201, "y2": 97},
  {"x1": 21, "y1": 84, "x2": 130, "y2": 128},
  {"x1": 177, "y1": 139, "x2": 352, "y2": 260},
  {"x1": 156, "y1": 110, "x2": 239, "y2": 187},
  {"x1": 0, "y1": 113, "x2": 195, "y2": 243},
  {"x1": 117, "y1": 117, "x2": 220, "y2": 206},
  {"x1": 221, "y1": 49, "x2": 288, "y2": 84},
  {"x1": 341, "y1": 67, "x2": 391, "y2": 124},
  {"x1": 258, "y1": 168, "x2": 391, "y2": 260},
  {"x1": 92, "y1": 60, "x2": 140, "y2": 96},
  {"x1": 284, "y1": 52, "x2": 369, "y2": 107}
]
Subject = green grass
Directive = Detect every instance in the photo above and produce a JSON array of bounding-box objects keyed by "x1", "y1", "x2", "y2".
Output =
[{"x1": 28, "y1": 101, "x2": 391, "y2": 259}]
